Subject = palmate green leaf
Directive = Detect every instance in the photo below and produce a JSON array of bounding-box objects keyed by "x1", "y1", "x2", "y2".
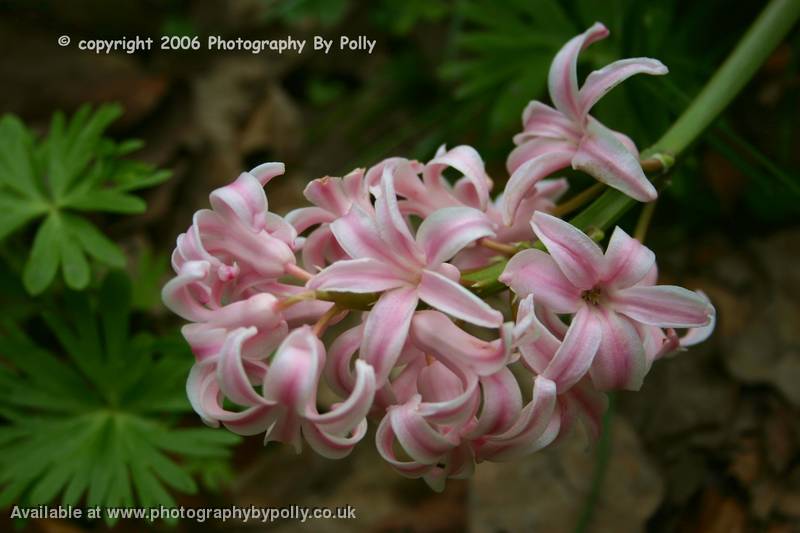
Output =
[
  {"x1": 45, "y1": 104, "x2": 123, "y2": 199},
  {"x1": 22, "y1": 214, "x2": 61, "y2": 295},
  {"x1": 63, "y1": 214, "x2": 126, "y2": 268},
  {"x1": 0, "y1": 115, "x2": 41, "y2": 199},
  {"x1": 0, "y1": 105, "x2": 170, "y2": 294},
  {"x1": 0, "y1": 194, "x2": 47, "y2": 241},
  {"x1": 0, "y1": 272, "x2": 241, "y2": 516}
]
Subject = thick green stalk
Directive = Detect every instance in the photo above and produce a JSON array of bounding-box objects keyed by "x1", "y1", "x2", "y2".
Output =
[{"x1": 653, "y1": 0, "x2": 800, "y2": 157}]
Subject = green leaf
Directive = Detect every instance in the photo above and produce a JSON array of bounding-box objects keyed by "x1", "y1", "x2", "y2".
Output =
[
  {"x1": 63, "y1": 214, "x2": 126, "y2": 268},
  {"x1": 0, "y1": 194, "x2": 47, "y2": 241},
  {"x1": 59, "y1": 236, "x2": 90, "y2": 290},
  {"x1": 1, "y1": 106, "x2": 169, "y2": 289},
  {"x1": 63, "y1": 189, "x2": 147, "y2": 214},
  {"x1": 46, "y1": 104, "x2": 123, "y2": 199},
  {"x1": 0, "y1": 115, "x2": 41, "y2": 199},
  {"x1": 22, "y1": 214, "x2": 61, "y2": 295},
  {"x1": 0, "y1": 271, "x2": 239, "y2": 511}
]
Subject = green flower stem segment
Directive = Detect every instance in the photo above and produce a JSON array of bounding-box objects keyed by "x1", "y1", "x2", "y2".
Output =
[{"x1": 654, "y1": 0, "x2": 800, "y2": 157}]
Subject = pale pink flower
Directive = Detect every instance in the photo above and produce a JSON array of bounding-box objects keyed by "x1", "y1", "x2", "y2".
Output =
[
  {"x1": 503, "y1": 23, "x2": 668, "y2": 224},
  {"x1": 366, "y1": 146, "x2": 492, "y2": 216},
  {"x1": 500, "y1": 212, "x2": 714, "y2": 391},
  {"x1": 172, "y1": 162, "x2": 298, "y2": 282},
  {"x1": 308, "y1": 165, "x2": 503, "y2": 385},
  {"x1": 375, "y1": 358, "x2": 558, "y2": 491},
  {"x1": 286, "y1": 168, "x2": 371, "y2": 270},
  {"x1": 187, "y1": 325, "x2": 376, "y2": 458},
  {"x1": 513, "y1": 295, "x2": 609, "y2": 442},
  {"x1": 362, "y1": 149, "x2": 568, "y2": 271}
]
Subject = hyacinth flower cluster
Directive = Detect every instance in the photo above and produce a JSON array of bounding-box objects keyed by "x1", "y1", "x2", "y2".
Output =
[{"x1": 162, "y1": 23, "x2": 715, "y2": 491}]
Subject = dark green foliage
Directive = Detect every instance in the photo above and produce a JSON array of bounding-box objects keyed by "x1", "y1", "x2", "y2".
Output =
[
  {"x1": 0, "y1": 272, "x2": 239, "y2": 523},
  {"x1": 0, "y1": 104, "x2": 171, "y2": 295}
]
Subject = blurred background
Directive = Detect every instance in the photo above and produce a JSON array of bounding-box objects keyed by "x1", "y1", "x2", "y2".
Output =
[{"x1": 0, "y1": 0, "x2": 799, "y2": 531}]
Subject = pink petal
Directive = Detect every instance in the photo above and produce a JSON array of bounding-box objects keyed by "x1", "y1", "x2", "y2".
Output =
[
  {"x1": 503, "y1": 151, "x2": 573, "y2": 226},
  {"x1": 210, "y1": 294, "x2": 283, "y2": 330},
  {"x1": 416, "y1": 206, "x2": 495, "y2": 265},
  {"x1": 342, "y1": 167, "x2": 367, "y2": 202},
  {"x1": 306, "y1": 360, "x2": 375, "y2": 435},
  {"x1": 376, "y1": 169, "x2": 426, "y2": 267},
  {"x1": 300, "y1": 225, "x2": 335, "y2": 271},
  {"x1": 162, "y1": 260, "x2": 215, "y2": 322},
  {"x1": 572, "y1": 118, "x2": 658, "y2": 202},
  {"x1": 389, "y1": 395, "x2": 459, "y2": 464},
  {"x1": 360, "y1": 287, "x2": 419, "y2": 386},
  {"x1": 531, "y1": 211, "x2": 604, "y2": 289},
  {"x1": 542, "y1": 305, "x2": 602, "y2": 390},
  {"x1": 467, "y1": 368, "x2": 523, "y2": 438},
  {"x1": 262, "y1": 212, "x2": 298, "y2": 246},
  {"x1": 602, "y1": 226, "x2": 655, "y2": 289},
  {"x1": 506, "y1": 138, "x2": 576, "y2": 175},
  {"x1": 303, "y1": 176, "x2": 351, "y2": 215},
  {"x1": 195, "y1": 209, "x2": 295, "y2": 279},
  {"x1": 302, "y1": 419, "x2": 367, "y2": 459},
  {"x1": 375, "y1": 412, "x2": 431, "y2": 477},
  {"x1": 428, "y1": 145, "x2": 491, "y2": 209},
  {"x1": 262, "y1": 325, "x2": 324, "y2": 412},
  {"x1": 263, "y1": 407, "x2": 303, "y2": 451},
  {"x1": 330, "y1": 205, "x2": 402, "y2": 266},
  {"x1": 515, "y1": 101, "x2": 581, "y2": 143},
  {"x1": 308, "y1": 257, "x2": 408, "y2": 293},
  {"x1": 248, "y1": 162, "x2": 285, "y2": 186},
  {"x1": 418, "y1": 269, "x2": 503, "y2": 328},
  {"x1": 579, "y1": 58, "x2": 668, "y2": 116},
  {"x1": 365, "y1": 157, "x2": 422, "y2": 189},
  {"x1": 499, "y1": 249, "x2": 581, "y2": 313},
  {"x1": 209, "y1": 172, "x2": 269, "y2": 230},
  {"x1": 535, "y1": 177, "x2": 570, "y2": 202},
  {"x1": 187, "y1": 361, "x2": 278, "y2": 435},
  {"x1": 589, "y1": 307, "x2": 647, "y2": 391},
  {"x1": 181, "y1": 323, "x2": 226, "y2": 362},
  {"x1": 324, "y1": 325, "x2": 363, "y2": 397},
  {"x1": 285, "y1": 206, "x2": 333, "y2": 234},
  {"x1": 410, "y1": 310, "x2": 509, "y2": 376},
  {"x1": 610, "y1": 285, "x2": 715, "y2": 328},
  {"x1": 476, "y1": 375, "x2": 557, "y2": 461},
  {"x1": 679, "y1": 291, "x2": 716, "y2": 347},
  {"x1": 416, "y1": 361, "x2": 480, "y2": 425},
  {"x1": 548, "y1": 22, "x2": 609, "y2": 122},
  {"x1": 217, "y1": 327, "x2": 271, "y2": 406},
  {"x1": 514, "y1": 296, "x2": 562, "y2": 373}
]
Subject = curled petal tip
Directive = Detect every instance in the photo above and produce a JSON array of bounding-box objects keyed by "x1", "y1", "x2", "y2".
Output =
[{"x1": 249, "y1": 162, "x2": 285, "y2": 185}]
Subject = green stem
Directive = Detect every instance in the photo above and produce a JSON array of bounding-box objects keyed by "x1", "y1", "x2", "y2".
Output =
[
  {"x1": 652, "y1": 0, "x2": 800, "y2": 157},
  {"x1": 573, "y1": 394, "x2": 616, "y2": 533}
]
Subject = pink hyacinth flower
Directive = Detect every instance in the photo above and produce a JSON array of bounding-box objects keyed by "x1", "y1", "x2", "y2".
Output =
[
  {"x1": 503, "y1": 23, "x2": 668, "y2": 224},
  {"x1": 513, "y1": 295, "x2": 609, "y2": 443},
  {"x1": 187, "y1": 325, "x2": 376, "y2": 458},
  {"x1": 365, "y1": 146, "x2": 492, "y2": 217},
  {"x1": 365, "y1": 149, "x2": 568, "y2": 270},
  {"x1": 308, "y1": 166, "x2": 503, "y2": 385},
  {"x1": 285, "y1": 168, "x2": 371, "y2": 270},
  {"x1": 500, "y1": 212, "x2": 714, "y2": 391}
]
